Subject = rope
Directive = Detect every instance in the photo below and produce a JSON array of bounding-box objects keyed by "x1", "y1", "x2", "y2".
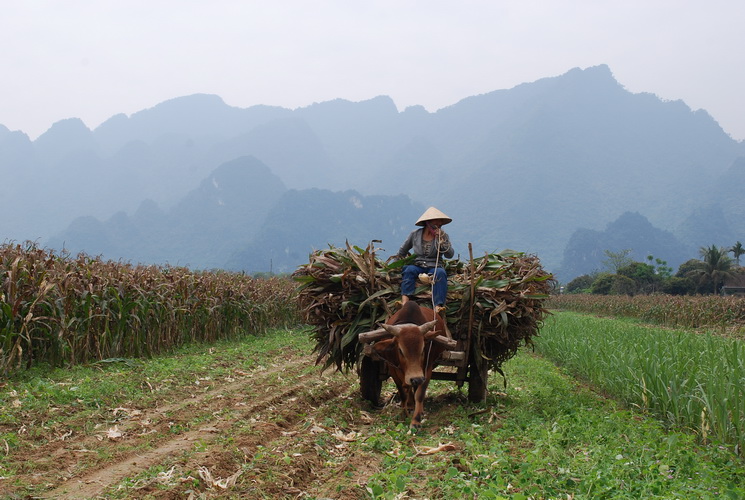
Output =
[
  {"x1": 430, "y1": 225, "x2": 444, "y2": 310},
  {"x1": 425, "y1": 337, "x2": 435, "y2": 372}
]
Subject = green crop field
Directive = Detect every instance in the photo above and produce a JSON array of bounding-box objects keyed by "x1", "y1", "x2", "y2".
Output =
[{"x1": 536, "y1": 311, "x2": 745, "y2": 455}]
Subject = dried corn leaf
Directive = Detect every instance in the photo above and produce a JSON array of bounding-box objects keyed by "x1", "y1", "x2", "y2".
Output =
[{"x1": 293, "y1": 242, "x2": 554, "y2": 375}]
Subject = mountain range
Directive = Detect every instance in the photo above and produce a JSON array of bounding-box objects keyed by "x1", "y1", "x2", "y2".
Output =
[{"x1": 2, "y1": 64, "x2": 743, "y2": 280}]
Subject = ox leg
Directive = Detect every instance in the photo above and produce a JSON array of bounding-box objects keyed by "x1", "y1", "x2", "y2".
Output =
[
  {"x1": 401, "y1": 387, "x2": 415, "y2": 416},
  {"x1": 410, "y1": 379, "x2": 431, "y2": 429},
  {"x1": 403, "y1": 391, "x2": 415, "y2": 417},
  {"x1": 391, "y1": 378, "x2": 413, "y2": 415},
  {"x1": 359, "y1": 357, "x2": 384, "y2": 407}
]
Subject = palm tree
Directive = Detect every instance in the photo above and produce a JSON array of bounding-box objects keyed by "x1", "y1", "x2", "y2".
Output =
[
  {"x1": 730, "y1": 241, "x2": 744, "y2": 267},
  {"x1": 688, "y1": 245, "x2": 734, "y2": 294}
]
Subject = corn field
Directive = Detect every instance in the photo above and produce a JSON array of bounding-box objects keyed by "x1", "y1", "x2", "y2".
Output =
[
  {"x1": 0, "y1": 242, "x2": 298, "y2": 375},
  {"x1": 550, "y1": 294, "x2": 745, "y2": 332}
]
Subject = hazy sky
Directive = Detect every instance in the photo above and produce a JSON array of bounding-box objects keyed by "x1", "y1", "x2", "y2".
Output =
[{"x1": 2, "y1": 1, "x2": 744, "y2": 141}]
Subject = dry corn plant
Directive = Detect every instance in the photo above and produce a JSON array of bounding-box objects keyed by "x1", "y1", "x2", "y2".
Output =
[{"x1": 0, "y1": 241, "x2": 298, "y2": 375}]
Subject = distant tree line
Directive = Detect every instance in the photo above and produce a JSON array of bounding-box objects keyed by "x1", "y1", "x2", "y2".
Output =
[{"x1": 564, "y1": 241, "x2": 745, "y2": 295}]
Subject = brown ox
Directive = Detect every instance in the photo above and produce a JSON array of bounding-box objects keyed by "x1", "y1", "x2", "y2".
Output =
[{"x1": 359, "y1": 301, "x2": 454, "y2": 428}]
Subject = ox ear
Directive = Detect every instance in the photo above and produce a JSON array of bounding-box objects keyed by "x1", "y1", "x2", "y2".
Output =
[{"x1": 418, "y1": 320, "x2": 439, "y2": 336}]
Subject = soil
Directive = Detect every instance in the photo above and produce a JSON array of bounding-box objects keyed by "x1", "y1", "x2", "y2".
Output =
[{"x1": 1, "y1": 351, "x2": 396, "y2": 499}]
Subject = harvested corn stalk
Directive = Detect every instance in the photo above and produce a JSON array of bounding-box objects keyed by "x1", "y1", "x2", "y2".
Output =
[{"x1": 293, "y1": 241, "x2": 553, "y2": 373}]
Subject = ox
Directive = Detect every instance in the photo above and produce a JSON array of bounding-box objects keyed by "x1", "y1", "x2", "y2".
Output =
[{"x1": 359, "y1": 301, "x2": 455, "y2": 428}]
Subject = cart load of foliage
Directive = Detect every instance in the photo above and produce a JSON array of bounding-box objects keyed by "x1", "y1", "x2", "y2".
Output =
[{"x1": 293, "y1": 242, "x2": 554, "y2": 373}]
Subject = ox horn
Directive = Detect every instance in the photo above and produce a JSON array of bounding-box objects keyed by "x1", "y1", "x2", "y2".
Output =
[
  {"x1": 380, "y1": 323, "x2": 403, "y2": 337},
  {"x1": 357, "y1": 327, "x2": 391, "y2": 343},
  {"x1": 418, "y1": 320, "x2": 439, "y2": 335}
]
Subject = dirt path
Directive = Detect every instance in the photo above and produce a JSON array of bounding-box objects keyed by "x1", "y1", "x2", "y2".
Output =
[{"x1": 2, "y1": 352, "x2": 379, "y2": 499}]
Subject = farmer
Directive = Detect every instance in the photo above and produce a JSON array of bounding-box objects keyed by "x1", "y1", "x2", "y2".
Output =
[{"x1": 396, "y1": 206, "x2": 454, "y2": 311}]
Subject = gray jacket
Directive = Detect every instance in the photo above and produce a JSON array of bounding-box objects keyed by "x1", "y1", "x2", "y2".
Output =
[{"x1": 397, "y1": 228, "x2": 454, "y2": 267}]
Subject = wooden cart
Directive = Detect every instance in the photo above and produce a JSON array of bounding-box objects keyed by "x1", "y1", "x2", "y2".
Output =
[
  {"x1": 358, "y1": 242, "x2": 489, "y2": 406},
  {"x1": 296, "y1": 242, "x2": 551, "y2": 409},
  {"x1": 358, "y1": 315, "x2": 489, "y2": 406}
]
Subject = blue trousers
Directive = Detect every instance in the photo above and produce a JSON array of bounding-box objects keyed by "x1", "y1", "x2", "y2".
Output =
[{"x1": 401, "y1": 265, "x2": 448, "y2": 306}]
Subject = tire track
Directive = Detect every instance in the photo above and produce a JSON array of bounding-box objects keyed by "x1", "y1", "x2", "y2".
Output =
[
  {"x1": 4, "y1": 356, "x2": 309, "y2": 489},
  {"x1": 43, "y1": 355, "x2": 348, "y2": 499}
]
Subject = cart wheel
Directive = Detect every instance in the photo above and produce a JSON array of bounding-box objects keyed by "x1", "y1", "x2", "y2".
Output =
[
  {"x1": 360, "y1": 356, "x2": 384, "y2": 407},
  {"x1": 468, "y1": 361, "x2": 488, "y2": 403}
]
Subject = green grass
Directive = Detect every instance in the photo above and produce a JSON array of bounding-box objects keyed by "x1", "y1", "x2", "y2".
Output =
[
  {"x1": 3, "y1": 325, "x2": 744, "y2": 498},
  {"x1": 360, "y1": 351, "x2": 744, "y2": 499}
]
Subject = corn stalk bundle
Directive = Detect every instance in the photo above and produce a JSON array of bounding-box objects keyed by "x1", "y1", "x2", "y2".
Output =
[
  {"x1": 446, "y1": 251, "x2": 554, "y2": 371},
  {"x1": 293, "y1": 242, "x2": 554, "y2": 373}
]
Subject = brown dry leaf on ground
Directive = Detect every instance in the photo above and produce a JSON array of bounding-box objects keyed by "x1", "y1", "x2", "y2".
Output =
[
  {"x1": 105, "y1": 426, "x2": 123, "y2": 440},
  {"x1": 412, "y1": 442, "x2": 457, "y2": 457},
  {"x1": 197, "y1": 465, "x2": 243, "y2": 490},
  {"x1": 332, "y1": 429, "x2": 361, "y2": 442}
]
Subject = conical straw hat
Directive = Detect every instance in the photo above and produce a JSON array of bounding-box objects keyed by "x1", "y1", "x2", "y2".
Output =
[{"x1": 415, "y1": 207, "x2": 452, "y2": 226}]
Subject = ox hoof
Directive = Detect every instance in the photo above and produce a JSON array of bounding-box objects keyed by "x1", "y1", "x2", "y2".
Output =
[
  {"x1": 369, "y1": 400, "x2": 385, "y2": 410},
  {"x1": 409, "y1": 413, "x2": 424, "y2": 431}
]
